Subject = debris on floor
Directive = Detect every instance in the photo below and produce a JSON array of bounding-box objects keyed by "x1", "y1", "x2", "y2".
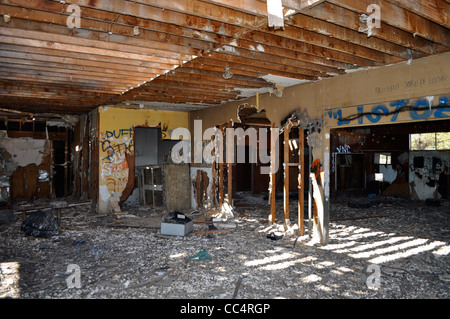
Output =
[{"x1": 0, "y1": 192, "x2": 449, "y2": 299}]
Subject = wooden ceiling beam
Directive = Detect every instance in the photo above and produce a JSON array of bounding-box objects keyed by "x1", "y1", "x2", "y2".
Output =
[
  {"x1": 288, "y1": 12, "x2": 420, "y2": 60},
  {"x1": 0, "y1": 77, "x2": 126, "y2": 94},
  {"x1": 326, "y1": 0, "x2": 450, "y2": 47},
  {"x1": 303, "y1": 2, "x2": 447, "y2": 56},
  {"x1": 240, "y1": 30, "x2": 377, "y2": 68},
  {"x1": 142, "y1": 73, "x2": 263, "y2": 92},
  {"x1": 43, "y1": 0, "x2": 264, "y2": 30},
  {"x1": 187, "y1": 57, "x2": 322, "y2": 81},
  {"x1": 212, "y1": 43, "x2": 374, "y2": 76},
  {"x1": 142, "y1": 78, "x2": 240, "y2": 93},
  {"x1": 384, "y1": 0, "x2": 449, "y2": 29},
  {"x1": 261, "y1": 24, "x2": 399, "y2": 64},
  {"x1": 0, "y1": 5, "x2": 209, "y2": 56},
  {"x1": 132, "y1": 86, "x2": 239, "y2": 100},
  {"x1": 0, "y1": 56, "x2": 157, "y2": 80},
  {"x1": 173, "y1": 67, "x2": 271, "y2": 85},
  {"x1": 0, "y1": 103, "x2": 100, "y2": 115},
  {"x1": 201, "y1": 0, "x2": 326, "y2": 16},
  {"x1": 0, "y1": 87, "x2": 120, "y2": 99},
  {"x1": 118, "y1": 92, "x2": 236, "y2": 105},
  {"x1": 0, "y1": 27, "x2": 183, "y2": 66},
  {"x1": 0, "y1": 62, "x2": 153, "y2": 83},
  {"x1": 0, "y1": 44, "x2": 173, "y2": 72},
  {"x1": 198, "y1": 53, "x2": 329, "y2": 78}
]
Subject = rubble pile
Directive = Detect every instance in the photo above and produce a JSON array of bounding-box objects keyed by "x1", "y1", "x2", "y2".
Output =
[{"x1": 0, "y1": 193, "x2": 448, "y2": 299}]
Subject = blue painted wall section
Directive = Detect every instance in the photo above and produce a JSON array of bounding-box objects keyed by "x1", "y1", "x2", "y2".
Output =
[{"x1": 328, "y1": 95, "x2": 450, "y2": 126}]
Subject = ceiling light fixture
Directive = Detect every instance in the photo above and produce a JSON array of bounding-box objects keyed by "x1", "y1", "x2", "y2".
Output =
[{"x1": 223, "y1": 67, "x2": 233, "y2": 80}]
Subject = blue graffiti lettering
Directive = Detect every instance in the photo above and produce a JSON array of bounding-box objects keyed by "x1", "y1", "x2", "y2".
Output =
[
  {"x1": 389, "y1": 99, "x2": 409, "y2": 122},
  {"x1": 328, "y1": 109, "x2": 350, "y2": 126},
  {"x1": 106, "y1": 128, "x2": 133, "y2": 139},
  {"x1": 365, "y1": 104, "x2": 389, "y2": 123},
  {"x1": 434, "y1": 96, "x2": 450, "y2": 118},
  {"x1": 409, "y1": 99, "x2": 433, "y2": 120}
]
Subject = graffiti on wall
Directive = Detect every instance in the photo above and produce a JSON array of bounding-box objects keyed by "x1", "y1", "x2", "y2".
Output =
[
  {"x1": 328, "y1": 95, "x2": 450, "y2": 126},
  {"x1": 100, "y1": 128, "x2": 134, "y2": 195}
]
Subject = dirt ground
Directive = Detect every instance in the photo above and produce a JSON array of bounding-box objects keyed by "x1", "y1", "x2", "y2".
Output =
[{"x1": 1, "y1": 192, "x2": 449, "y2": 299}]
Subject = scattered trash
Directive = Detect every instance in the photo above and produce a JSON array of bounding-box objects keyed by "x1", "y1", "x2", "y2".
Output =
[
  {"x1": 21, "y1": 210, "x2": 60, "y2": 238},
  {"x1": 189, "y1": 249, "x2": 212, "y2": 261},
  {"x1": 267, "y1": 231, "x2": 283, "y2": 241},
  {"x1": 161, "y1": 211, "x2": 193, "y2": 236}
]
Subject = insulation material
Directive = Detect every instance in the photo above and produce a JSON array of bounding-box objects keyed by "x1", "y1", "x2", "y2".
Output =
[{"x1": 267, "y1": 0, "x2": 284, "y2": 29}]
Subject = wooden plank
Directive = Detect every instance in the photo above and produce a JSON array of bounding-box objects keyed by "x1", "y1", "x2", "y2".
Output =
[
  {"x1": 289, "y1": 13, "x2": 415, "y2": 60},
  {"x1": 283, "y1": 0, "x2": 326, "y2": 11},
  {"x1": 189, "y1": 57, "x2": 324, "y2": 81},
  {"x1": 304, "y1": 2, "x2": 447, "y2": 56},
  {"x1": 283, "y1": 124, "x2": 290, "y2": 229},
  {"x1": 270, "y1": 122, "x2": 276, "y2": 225},
  {"x1": 204, "y1": 0, "x2": 326, "y2": 16},
  {"x1": 240, "y1": 31, "x2": 367, "y2": 69},
  {"x1": 0, "y1": 57, "x2": 155, "y2": 82},
  {"x1": 0, "y1": 45, "x2": 169, "y2": 75},
  {"x1": 298, "y1": 127, "x2": 305, "y2": 236},
  {"x1": 0, "y1": 6, "x2": 204, "y2": 58},
  {"x1": 0, "y1": 29, "x2": 180, "y2": 65},
  {"x1": 219, "y1": 125, "x2": 224, "y2": 207},
  {"x1": 326, "y1": 0, "x2": 450, "y2": 47},
  {"x1": 385, "y1": 0, "x2": 449, "y2": 29},
  {"x1": 227, "y1": 120, "x2": 233, "y2": 207}
]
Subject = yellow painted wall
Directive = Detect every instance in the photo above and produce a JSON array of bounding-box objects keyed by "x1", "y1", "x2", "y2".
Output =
[{"x1": 98, "y1": 106, "x2": 189, "y2": 213}]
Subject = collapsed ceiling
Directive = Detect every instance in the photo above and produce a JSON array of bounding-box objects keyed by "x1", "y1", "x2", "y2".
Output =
[{"x1": 0, "y1": 0, "x2": 448, "y2": 115}]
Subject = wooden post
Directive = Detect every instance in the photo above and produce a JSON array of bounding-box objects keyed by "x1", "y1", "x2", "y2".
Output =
[
  {"x1": 219, "y1": 124, "x2": 224, "y2": 207},
  {"x1": 270, "y1": 122, "x2": 276, "y2": 225},
  {"x1": 196, "y1": 170, "x2": 201, "y2": 208},
  {"x1": 298, "y1": 127, "x2": 305, "y2": 236},
  {"x1": 283, "y1": 124, "x2": 290, "y2": 229},
  {"x1": 64, "y1": 127, "x2": 69, "y2": 196},
  {"x1": 227, "y1": 120, "x2": 233, "y2": 206}
]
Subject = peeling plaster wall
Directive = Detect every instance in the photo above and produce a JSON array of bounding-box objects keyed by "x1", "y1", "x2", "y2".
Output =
[
  {"x1": 98, "y1": 106, "x2": 189, "y2": 214},
  {"x1": 0, "y1": 131, "x2": 52, "y2": 202},
  {"x1": 409, "y1": 151, "x2": 450, "y2": 201},
  {"x1": 0, "y1": 132, "x2": 47, "y2": 168},
  {"x1": 190, "y1": 166, "x2": 214, "y2": 210}
]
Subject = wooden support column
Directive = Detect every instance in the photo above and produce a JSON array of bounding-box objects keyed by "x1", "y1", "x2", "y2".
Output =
[
  {"x1": 219, "y1": 124, "x2": 224, "y2": 207},
  {"x1": 196, "y1": 170, "x2": 202, "y2": 208},
  {"x1": 227, "y1": 120, "x2": 233, "y2": 206},
  {"x1": 270, "y1": 122, "x2": 276, "y2": 225},
  {"x1": 64, "y1": 127, "x2": 69, "y2": 197},
  {"x1": 298, "y1": 127, "x2": 305, "y2": 236},
  {"x1": 283, "y1": 124, "x2": 290, "y2": 229}
]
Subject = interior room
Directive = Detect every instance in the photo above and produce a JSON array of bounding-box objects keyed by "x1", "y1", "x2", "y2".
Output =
[{"x1": 0, "y1": 0, "x2": 449, "y2": 300}]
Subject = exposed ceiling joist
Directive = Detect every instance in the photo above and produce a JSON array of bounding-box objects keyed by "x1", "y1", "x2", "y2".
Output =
[{"x1": 0, "y1": 0, "x2": 448, "y2": 115}]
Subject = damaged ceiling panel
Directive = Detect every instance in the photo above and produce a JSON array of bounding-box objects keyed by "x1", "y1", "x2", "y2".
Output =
[{"x1": 0, "y1": 0, "x2": 448, "y2": 114}]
